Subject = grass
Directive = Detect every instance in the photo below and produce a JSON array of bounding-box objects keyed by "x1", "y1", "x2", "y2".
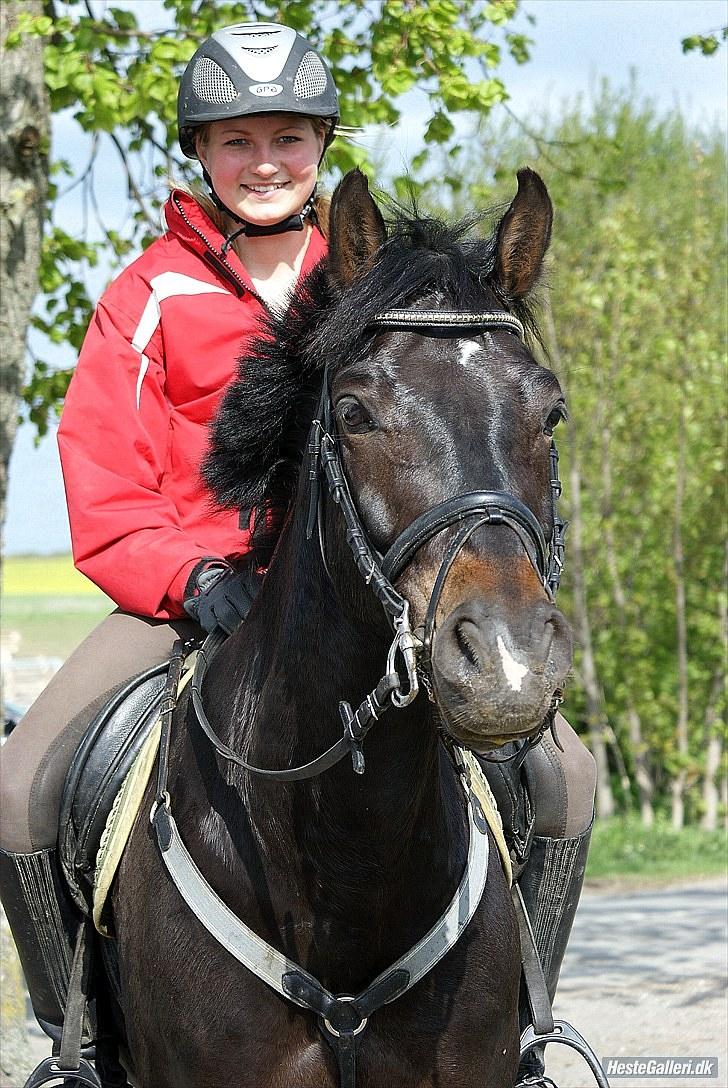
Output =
[
  {"x1": 2, "y1": 554, "x2": 112, "y2": 658},
  {"x1": 586, "y1": 815, "x2": 728, "y2": 886},
  {"x1": 2, "y1": 553, "x2": 106, "y2": 596},
  {"x1": 2, "y1": 597, "x2": 111, "y2": 658}
]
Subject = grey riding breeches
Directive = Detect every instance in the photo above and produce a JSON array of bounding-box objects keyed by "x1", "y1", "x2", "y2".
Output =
[{"x1": 0, "y1": 610, "x2": 198, "y2": 854}]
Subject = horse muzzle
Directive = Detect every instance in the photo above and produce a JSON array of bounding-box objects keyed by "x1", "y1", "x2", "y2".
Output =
[{"x1": 427, "y1": 595, "x2": 573, "y2": 751}]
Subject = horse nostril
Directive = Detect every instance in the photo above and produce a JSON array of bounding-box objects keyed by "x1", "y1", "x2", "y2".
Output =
[
  {"x1": 454, "y1": 620, "x2": 481, "y2": 670},
  {"x1": 541, "y1": 604, "x2": 568, "y2": 641}
]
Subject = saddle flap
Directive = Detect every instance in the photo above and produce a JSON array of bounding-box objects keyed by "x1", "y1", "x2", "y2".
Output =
[{"x1": 59, "y1": 662, "x2": 169, "y2": 911}]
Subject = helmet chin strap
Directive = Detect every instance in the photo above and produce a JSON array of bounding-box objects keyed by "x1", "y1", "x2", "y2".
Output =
[{"x1": 202, "y1": 167, "x2": 317, "y2": 252}]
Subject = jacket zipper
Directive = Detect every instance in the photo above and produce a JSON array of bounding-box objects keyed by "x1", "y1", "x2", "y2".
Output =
[{"x1": 172, "y1": 194, "x2": 269, "y2": 310}]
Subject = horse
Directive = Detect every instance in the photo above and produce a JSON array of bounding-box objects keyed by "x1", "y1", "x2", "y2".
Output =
[{"x1": 110, "y1": 166, "x2": 572, "y2": 1087}]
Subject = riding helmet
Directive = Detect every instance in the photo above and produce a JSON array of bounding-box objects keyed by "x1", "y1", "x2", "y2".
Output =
[{"x1": 178, "y1": 23, "x2": 339, "y2": 160}]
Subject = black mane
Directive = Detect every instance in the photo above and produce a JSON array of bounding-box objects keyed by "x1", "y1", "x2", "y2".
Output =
[{"x1": 202, "y1": 209, "x2": 540, "y2": 560}]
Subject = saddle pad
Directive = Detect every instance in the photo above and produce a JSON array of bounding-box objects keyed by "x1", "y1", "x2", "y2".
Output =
[
  {"x1": 93, "y1": 655, "x2": 196, "y2": 936},
  {"x1": 60, "y1": 660, "x2": 171, "y2": 916}
]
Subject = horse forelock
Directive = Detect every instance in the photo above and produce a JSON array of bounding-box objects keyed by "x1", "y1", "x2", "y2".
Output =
[
  {"x1": 202, "y1": 209, "x2": 543, "y2": 557},
  {"x1": 317, "y1": 211, "x2": 541, "y2": 370}
]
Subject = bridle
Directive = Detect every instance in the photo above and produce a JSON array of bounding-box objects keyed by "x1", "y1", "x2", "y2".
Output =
[
  {"x1": 148, "y1": 307, "x2": 604, "y2": 1088},
  {"x1": 188, "y1": 306, "x2": 567, "y2": 781}
]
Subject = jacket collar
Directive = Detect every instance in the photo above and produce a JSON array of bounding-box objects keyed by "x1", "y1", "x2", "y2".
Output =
[{"x1": 164, "y1": 189, "x2": 328, "y2": 300}]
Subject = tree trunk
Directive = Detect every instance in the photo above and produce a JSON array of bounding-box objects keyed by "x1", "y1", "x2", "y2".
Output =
[
  {"x1": 0, "y1": 0, "x2": 49, "y2": 544},
  {"x1": 541, "y1": 298, "x2": 615, "y2": 819},
  {"x1": 700, "y1": 691, "x2": 722, "y2": 826},
  {"x1": 627, "y1": 706, "x2": 655, "y2": 827},
  {"x1": 0, "y1": 3, "x2": 49, "y2": 1074},
  {"x1": 600, "y1": 334, "x2": 655, "y2": 825},
  {"x1": 671, "y1": 400, "x2": 689, "y2": 829},
  {"x1": 701, "y1": 541, "x2": 727, "y2": 831},
  {"x1": 567, "y1": 448, "x2": 615, "y2": 819}
]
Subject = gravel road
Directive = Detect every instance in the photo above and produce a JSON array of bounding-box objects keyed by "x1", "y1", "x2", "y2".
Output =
[
  {"x1": 547, "y1": 878, "x2": 727, "y2": 1088},
  {"x1": 2, "y1": 878, "x2": 726, "y2": 1087}
]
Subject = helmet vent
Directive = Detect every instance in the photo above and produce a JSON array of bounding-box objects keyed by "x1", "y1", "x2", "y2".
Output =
[
  {"x1": 293, "y1": 52, "x2": 328, "y2": 98},
  {"x1": 240, "y1": 45, "x2": 277, "y2": 55},
  {"x1": 192, "y1": 57, "x2": 238, "y2": 104}
]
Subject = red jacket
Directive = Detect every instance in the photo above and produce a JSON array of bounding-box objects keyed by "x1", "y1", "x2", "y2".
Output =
[{"x1": 58, "y1": 190, "x2": 327, "y2": 619}]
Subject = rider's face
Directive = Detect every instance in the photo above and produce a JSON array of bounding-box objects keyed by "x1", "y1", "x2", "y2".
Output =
[{"x1": 197, "y1": 114, "x2": 324, "y2": 227}]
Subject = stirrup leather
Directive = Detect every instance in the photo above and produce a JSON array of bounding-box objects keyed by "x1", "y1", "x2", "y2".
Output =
[
  {"x1": 514, "y1": 883, "x2": 609, "y2": 1088},
  {"x1": 22, "y1": 917, "x2": 103, "y2": 1088}
]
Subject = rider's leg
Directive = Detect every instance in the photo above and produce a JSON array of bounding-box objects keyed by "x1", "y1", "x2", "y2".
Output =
[
  {"x1": 515, "y1": 714, "x2": 597, "y2": 1087},
  {"x1": 0, "y1": 610, "x2": 197, "y2": 1042}
]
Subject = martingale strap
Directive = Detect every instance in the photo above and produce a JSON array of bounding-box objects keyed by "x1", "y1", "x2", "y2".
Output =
[{"x1": 151, "y1": 758, "x2": 491, "y2": 1088}]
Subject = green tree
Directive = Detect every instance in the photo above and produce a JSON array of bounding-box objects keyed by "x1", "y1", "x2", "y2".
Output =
[
  {"x1": 0, "y1": 1, "x2": 49, "y2": 1069},
  {"x1": 2, "y1": 0, "x2": 532, "y2": 450},
  {"x1": 436, "y1": 86, "x2": 727, "y2": 823},
  {"x1": 681, "y1": 26, "x2": 727, "y2": 56}
]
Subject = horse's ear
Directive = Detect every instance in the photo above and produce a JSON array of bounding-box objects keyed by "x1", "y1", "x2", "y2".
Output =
[
  {"x1": 492, "y1": 168, "x2": 552, "y2": 301},
  {"x1": 328, "y1": 168, "x2": 387, "y2": 288}
]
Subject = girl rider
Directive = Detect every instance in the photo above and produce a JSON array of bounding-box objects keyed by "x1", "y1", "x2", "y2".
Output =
[{"x1": 0, "y1": 23, "x2": 595, "y2": 1088}]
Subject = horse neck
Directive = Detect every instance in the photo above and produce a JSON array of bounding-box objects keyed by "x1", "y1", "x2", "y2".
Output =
[
  {"x1": 205, "y1": 497, "x2": 463, "y2": 907},
  {"x1": 186, "y1": 490, "x2": 470, "y2": 991}
]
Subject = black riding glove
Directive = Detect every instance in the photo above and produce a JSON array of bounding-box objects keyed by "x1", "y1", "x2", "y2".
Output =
[{"x1": 183, "y1": 560, "x2": 257, "y2": 635}]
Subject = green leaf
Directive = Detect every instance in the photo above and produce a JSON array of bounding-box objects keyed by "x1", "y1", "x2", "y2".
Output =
[
  {"x1": 424, "y1": 112, "x2": 455, "y2": 144},
  {"x1": 681, "y1": 31, "x2": 724, "y2": 55},
  {"x1": 411, "y1": 148, "x2": 429, "y2": 171}
]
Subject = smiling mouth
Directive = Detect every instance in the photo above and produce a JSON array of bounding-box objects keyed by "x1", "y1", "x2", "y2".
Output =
[{"x1": 243, "y1": 183, "x2": 288, "y2": 193}]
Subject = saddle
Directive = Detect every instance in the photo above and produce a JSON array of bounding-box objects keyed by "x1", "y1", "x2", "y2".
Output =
[{"x1": 59, "y1": 660, "x2": 171, "y2": 917}]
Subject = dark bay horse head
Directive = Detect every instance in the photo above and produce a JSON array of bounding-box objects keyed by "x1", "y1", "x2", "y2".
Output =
[{"x1": 205, "y1": 167, "x2": 572, "y2": 754}]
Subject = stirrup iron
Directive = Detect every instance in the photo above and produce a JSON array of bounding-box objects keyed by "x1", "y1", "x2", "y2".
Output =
[{"x1": 520, "y1": 1021, "x2": 609, "y2": 1088}]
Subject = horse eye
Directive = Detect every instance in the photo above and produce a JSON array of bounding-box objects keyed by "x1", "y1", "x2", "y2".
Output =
[
  {"x1": 338, "y1": 398, "x2": 376, "y2": 434},
  {"x1": 544, "y1": 402, "x2": 567, "y2": 436}
]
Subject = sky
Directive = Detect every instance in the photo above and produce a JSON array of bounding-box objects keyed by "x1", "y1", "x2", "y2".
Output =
[{"x1": 5, "y1": 0, "x2": 727, "y2": 556}]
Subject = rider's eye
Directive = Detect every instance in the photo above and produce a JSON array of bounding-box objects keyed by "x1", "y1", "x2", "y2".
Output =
[
  {"x1": 544, "y1": 402, "x2": 567, "y2": 436},
  {"x1": 338, "y1": 398, "x2": 376, "y2": 434}
]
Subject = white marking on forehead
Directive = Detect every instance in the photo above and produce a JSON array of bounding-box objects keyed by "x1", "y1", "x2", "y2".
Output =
[
  {"x1": 496, "y1": 635, "x2": 529, "y2": 692},
  {"x1": 459, "y1": 340, "x2": 481, "y2": 365}
]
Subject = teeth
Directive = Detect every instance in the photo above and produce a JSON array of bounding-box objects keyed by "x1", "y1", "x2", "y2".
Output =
[{"x1": 246, "y1": 184, "x2": 283, "y2": 192}]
